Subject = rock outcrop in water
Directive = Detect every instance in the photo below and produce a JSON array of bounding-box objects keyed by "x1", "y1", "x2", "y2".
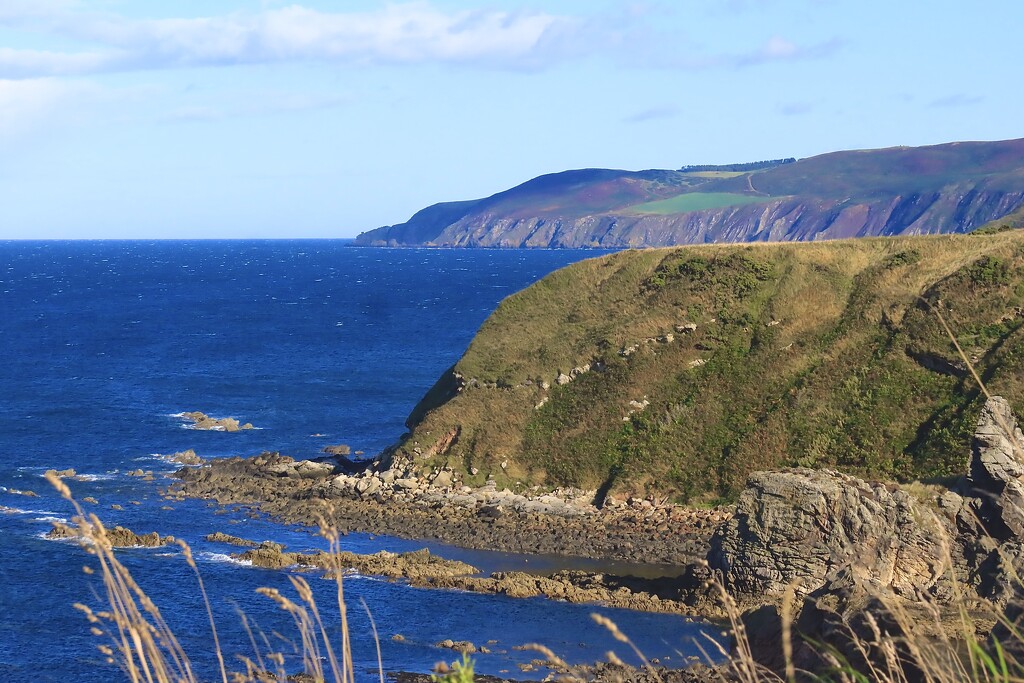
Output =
[
  {"x1": 178, "y1": 411, "x2": 255, "y2": 432},
  {"x1": 47, "y1": 522, "x2": 174, "y2": 547}
]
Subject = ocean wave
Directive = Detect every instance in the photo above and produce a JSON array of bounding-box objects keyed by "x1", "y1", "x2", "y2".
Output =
[
  {"x1": 1, "y1": 506, "x2": 64, "y2": 517},
  {"x1": 73, "y1": 473, "x2": 117, "y2": 481},
  {"x1": 198, "y1": 551, "x2": 252, "y2": 567},
  {"x1": 33, "y1": 515, "x2": 68, "y2": 524}
]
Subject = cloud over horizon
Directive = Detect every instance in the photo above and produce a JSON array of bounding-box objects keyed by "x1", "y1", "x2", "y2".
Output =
[
  {"x1": 0, "y1": 3, "x2": 584, "y2": 78},
  {"x1": 0, "y1": 2, "x2": 842, "y2": 79}
]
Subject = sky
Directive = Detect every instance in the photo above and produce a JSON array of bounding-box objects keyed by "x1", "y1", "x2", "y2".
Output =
[{"x1": 0, "y1": 1, "x2": 1021, "y2": 239}]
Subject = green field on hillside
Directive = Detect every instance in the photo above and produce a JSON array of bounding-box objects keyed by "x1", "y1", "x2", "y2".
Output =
[{"x1": 623, "y1": 192, "x2": 771, "y2": 215}]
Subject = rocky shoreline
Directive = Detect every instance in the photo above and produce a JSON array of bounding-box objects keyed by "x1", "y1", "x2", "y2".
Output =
[
  {"x1": 160, "y1": 395, "x2": 1024, "y2": 679},
  {"x1": 170, "y1": 451, "x2": 729, "y2": 616},
  {"x1": 170, "y1": 453, "x2": 726, "y2": 566}
]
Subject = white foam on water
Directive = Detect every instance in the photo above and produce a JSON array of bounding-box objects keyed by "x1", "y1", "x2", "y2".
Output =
[
  {"x1": 33, "y1": 515, "x2": 68, "y2": 524},
  {"x1": 199, "y1": 551, "x2": 253, "y2": 567},
  {"x1": 3, "y1": 507, "x2": 63, "y2": 517},
  {"x1": 73, "y1": 473, "x2": 117, "y2": 481}
]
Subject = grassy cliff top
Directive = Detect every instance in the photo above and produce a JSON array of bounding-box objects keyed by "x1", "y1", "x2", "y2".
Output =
[{"x1": 397, "y1": 230, "x2": 1024, "y2": 504}]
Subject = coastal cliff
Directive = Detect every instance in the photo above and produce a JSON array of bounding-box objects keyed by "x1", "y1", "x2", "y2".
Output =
[
  {"x1": 386, "y1": 230, "x2": 1024, "y2": 504},
  {"x1": 355, "y1": 138, "x2": 1024, "y2": 248}
]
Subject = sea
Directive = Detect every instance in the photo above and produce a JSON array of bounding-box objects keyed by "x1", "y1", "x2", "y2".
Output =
[{"x1": 0, "y1": 240, "x2": 721, "y2": 682}]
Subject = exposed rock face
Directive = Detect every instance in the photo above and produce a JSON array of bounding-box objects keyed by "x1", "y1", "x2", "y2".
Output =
[
  {"x1": 709, "y1": 468, "x2": 949, "y2": 600},
  {"x1": 968, "y1": 395, "x2": 1024, "y2": 536},
  {"x1": 709, "y1": 396, "x2": 1024, "y2": 610},
  {"x1": 712, "y1": 395, "x2": 1024, "y2": 679},
  {"x1": 404, "y1": 191, "x2": 1024, "y2": 248}
]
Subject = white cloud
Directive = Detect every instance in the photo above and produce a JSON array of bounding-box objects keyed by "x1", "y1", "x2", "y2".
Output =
[
  {"x1": 0, "y1": 3, "x2": 842, "y2": 78},
  {"x1": 0, "y1": 3, "x2": 581, "y2": 77}
]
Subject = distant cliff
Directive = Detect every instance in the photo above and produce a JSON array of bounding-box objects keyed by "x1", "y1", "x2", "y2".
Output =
[{"x1": 355, "y1": 138, "x2": 1024, "y2": 248}]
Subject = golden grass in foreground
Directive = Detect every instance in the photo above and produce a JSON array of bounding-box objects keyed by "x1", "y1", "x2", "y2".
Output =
[{"x1": 48, "y1": 470, "x2": 361, "y2": 683}]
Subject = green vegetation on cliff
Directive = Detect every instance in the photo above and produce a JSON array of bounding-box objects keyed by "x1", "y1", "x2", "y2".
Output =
[{"x1": 394, "y1": 231, "x2": 1024, "y2": 504}]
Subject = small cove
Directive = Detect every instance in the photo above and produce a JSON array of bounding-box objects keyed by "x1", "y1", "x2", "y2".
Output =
[{"x1": 0, "y1": 240, "x2": 720, "y2": 681}]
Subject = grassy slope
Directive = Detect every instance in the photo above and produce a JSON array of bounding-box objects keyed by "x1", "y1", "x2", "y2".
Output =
[{"x1": 397, "y1": 231, "x2": 1024, "y2": 504}]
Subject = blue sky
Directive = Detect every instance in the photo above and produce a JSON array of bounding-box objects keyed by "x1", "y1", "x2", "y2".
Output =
[{"x1": 1, "y1": 0, "x2": 1021, "y2": 239}]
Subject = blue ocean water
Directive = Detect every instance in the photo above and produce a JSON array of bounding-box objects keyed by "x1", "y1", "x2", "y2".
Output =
[{"x1": 0, "y1": 241, "x2": 719, "y2": 682}]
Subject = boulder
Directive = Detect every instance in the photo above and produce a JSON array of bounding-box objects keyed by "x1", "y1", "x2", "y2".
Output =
[
  {"x1": 355, "y1": 476, "x2": 381, "y2": 498},
  {"x1": 431, "y1": 470, "x2": 454, "y2": 489},
  {"x1": 292, "y1": 460, "x2": 336, "y2": 479},
  {"x1": 708, "y1": 467, "x2": 949, "y2": 600}
]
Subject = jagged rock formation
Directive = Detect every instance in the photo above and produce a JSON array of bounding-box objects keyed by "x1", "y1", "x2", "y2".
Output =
[
  {"x1": 706, "y1": 395, "x2": 1024, "y2": 678},
  {"x1": 968, "y1": 395, "x2": 1024, "y2": 535},
  {"x1": 710, "y1": 396, "x2": 1024, "y2": 605},
  {"x1": 708, "y1": 469, "x2": 949, "y2": 600}
]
